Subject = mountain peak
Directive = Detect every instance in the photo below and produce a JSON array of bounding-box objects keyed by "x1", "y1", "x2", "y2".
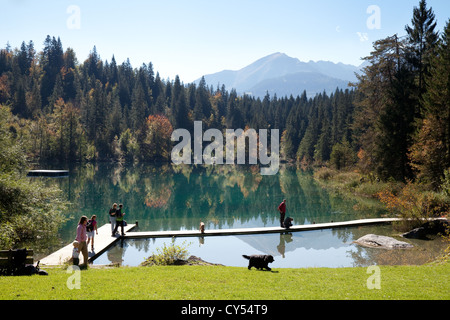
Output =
[{"x1": 195, "y1": 52, "x2": 361, "y2": 98}]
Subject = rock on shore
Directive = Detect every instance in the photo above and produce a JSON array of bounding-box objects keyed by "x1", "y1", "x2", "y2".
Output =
[{"x1": 354, "y1": 234, "x2": 414, "y2": 249}]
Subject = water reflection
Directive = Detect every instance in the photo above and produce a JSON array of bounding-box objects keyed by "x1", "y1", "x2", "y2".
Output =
[
  {"x1": 93, "y1": 225, "x2": 448, "y2": 268},
  {"x1": 46, "y1": 163, "x2": 385, "y2": 246}
]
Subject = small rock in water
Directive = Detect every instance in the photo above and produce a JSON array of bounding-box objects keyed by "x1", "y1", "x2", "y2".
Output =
[{"x1": 354, "y1": 234, "x2": 414, "y2": 249}]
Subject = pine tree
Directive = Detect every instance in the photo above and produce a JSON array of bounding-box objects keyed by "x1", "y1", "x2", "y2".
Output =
[
  {"x1": 40, "y1": 36, "x2": 64, "y2": 108},
  {"x1": 171, "y1": 75, "x2": 189, "y2": 130},
  {"x1": 130, "y1": 79, "x2": 147, "y2": 132},
  {"x1": 314, "y1": 119, "x2": 332, "y2": 163},
  {"x1": 330, "y1": 138, "x2": 355, "y2": 170},
  {"x1": 405, "y1": 0, "x2": 439, "y2": 98},
  {"x1": 353, "y1": 35, "x2": 416, "y2": 180},
  {"x1": 410, "y1": 20, "x2": 450, "y2": 189},
  {"x1": 193, "y1": 77, "x2": 212, "y2": 122}
]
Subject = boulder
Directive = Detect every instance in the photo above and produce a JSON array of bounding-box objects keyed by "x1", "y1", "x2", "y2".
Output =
[{"x1": 354, "y1": 234, "x2": 414, "y2": 249}]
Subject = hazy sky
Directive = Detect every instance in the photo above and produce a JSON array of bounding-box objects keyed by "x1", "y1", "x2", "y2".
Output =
[{"x1": 1, "y1": 0, "x2": 449, "y2": 82}]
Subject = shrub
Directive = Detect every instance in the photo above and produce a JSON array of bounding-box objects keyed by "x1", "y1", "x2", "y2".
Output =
[
  {"x1": 377, "y1": 182, "x2": 450, "y2": 231},
  {"x1": 314, "y1": 167, "x2": 336, "y2": 181},
  {"x1": 142, "y1": 240, "x2": 191, "y2": 266}
]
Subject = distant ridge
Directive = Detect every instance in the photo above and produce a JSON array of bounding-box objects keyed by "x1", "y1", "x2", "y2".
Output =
[{"x1": 194, "y1": 52, "x2": 363, "y2": 98}]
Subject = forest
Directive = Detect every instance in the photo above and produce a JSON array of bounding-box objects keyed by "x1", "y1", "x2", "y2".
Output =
[{"x1": 0, "y1": 1, "x2": 449, "y2": 192}]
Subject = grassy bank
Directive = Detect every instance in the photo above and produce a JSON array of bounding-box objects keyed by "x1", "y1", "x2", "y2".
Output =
[
  {"x1": 313, "y1": 167, "x2": 404, "y2": 201},
  {"x1": 313, "y1": 167, "x2": 450, "y2": 229},
  {"x1": 0, "y1": 262, "x2": 449, "y2": 300}
]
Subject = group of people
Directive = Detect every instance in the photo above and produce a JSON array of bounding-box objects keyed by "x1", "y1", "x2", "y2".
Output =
[
  {"x1": 109, "y1": 203, "x2": 126, "y2": 237},
  {"x1": 72, "y1": 203, "x2": 126, "y2": 266}
]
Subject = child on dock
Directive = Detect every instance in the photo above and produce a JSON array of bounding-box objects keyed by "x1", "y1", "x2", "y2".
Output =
[
  {"x1": 199, "y1": 220, "x2": 205, "y2": 233},
  {"x1": 86, "y1": 215, "x2": 98, "y2": 251},
  {"x1": 72, "y1": 241, "x2": 80, "y2": 266}
]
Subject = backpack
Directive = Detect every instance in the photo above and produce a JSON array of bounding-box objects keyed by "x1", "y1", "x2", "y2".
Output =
[{"x1": 86, "y1": 220, "x2": 94, "y2": 232}]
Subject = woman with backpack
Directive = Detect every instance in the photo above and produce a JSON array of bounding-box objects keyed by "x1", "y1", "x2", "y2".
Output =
[
  {"x1": 76, "y1": 216, "x2": 89, "y2": 267},
  {"x1": 86, "y1": 215, "x2": 98, "y2": 251}
]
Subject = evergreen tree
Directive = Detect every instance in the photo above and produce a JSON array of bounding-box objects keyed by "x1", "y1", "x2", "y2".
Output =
[
  {"x1": 61, "y1": 47, "x2": 78, "y2": 102},
  {"x1": 405, "y1": 0, "x2": 439, "y2": 99},
  {"x1": 171, "y1": 75, "x2": 189, "y2": 130},
  {"x1": 330, "y1": 138, "x2": 355, "y2": 170},
  {"x1": 17, "y1": 41, "x2": 34, "y2": 75},
  {"x1": 410, "y1": 20, "x2": 450, "y2": 189},
  {"x1": 193, "y1": 76, "x2": 212, "y2": 122},
  {"x1": 40, "y1": 36, "x2": 64, "y2": 108},
  {"x1": 314, "y1": 118, "x2": 332, "y2": 163},
  {"x1": 354, "y1": 35, "x2": 415, "y2": 180},
  {"x1": 130, "y1": 79, "x2": 147, "y2": 132},
  {"x1": 376, "y1": 64, "x2": 416, "y2": 180}
]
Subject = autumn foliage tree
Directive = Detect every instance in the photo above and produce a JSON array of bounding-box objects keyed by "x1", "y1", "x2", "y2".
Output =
[{"x1": 140, "y1": 114, "x2": 173, "y2": 161}]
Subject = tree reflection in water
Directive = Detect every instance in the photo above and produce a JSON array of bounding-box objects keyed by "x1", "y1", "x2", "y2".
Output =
[{"x1": 44, "y1": 162, "x2": 447, "y2": 266}]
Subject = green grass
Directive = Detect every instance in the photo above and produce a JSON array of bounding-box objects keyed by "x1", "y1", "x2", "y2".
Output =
[{"x1": 1, "y1": 262, "x2": 449, "y2": 300}]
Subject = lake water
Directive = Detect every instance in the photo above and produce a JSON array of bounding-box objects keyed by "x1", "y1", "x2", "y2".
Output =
[
  {"x1": 92, "y1": 225, "x2": 447, "y2": 268},
  {"x1": 37, "y1": 163, "x2": 447, "y2": 267}
]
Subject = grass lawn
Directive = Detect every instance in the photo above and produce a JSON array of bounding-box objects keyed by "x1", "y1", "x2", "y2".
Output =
[{"x1": 0, "y1": 261, "x2": 449, "y2": 300}]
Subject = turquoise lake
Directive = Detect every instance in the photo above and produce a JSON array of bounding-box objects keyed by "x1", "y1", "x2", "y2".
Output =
[{"x1": 37, "y1": 163, "x2": 446, "y2": 267}]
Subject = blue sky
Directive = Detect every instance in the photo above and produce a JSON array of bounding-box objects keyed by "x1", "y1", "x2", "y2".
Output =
[{"x1": 1, "y1": 0, "x2": 449, "y2": 82}]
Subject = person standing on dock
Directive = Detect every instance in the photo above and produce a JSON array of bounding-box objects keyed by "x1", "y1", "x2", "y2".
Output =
[
  {"x1": 76, "y1": 216, "x2": 89, "y2": 267},
  {"x1": 72, "y1": 241, "x2": 80, "y2": 266},
  {"x1": 278, "y1": 199, "x2": 286, "y2": 228},
  {"x1": 112, "y1": 204, "x2": 126, "y2": 237},
  {"x1": 109, "y1": 203, "x2": 117, "y2": 235},
  {"x1": 86, "y1": 215, "x2": 98, "y2": 251}
]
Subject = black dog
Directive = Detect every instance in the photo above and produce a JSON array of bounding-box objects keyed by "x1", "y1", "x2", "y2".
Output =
[{"x1": 242, "y1": 255, "x2": 274, "y2": 271}]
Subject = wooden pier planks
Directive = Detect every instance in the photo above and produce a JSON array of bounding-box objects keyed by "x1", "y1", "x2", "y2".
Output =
[
  {"x1": 39, "y1": 223, "x2": 136, "y2": 265},
  {"x1": 123, "y1": 217, "x2": 402, "y2": 239}
]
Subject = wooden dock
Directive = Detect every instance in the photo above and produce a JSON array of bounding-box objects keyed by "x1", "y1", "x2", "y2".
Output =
[
  {"x1": 39, "y1": 223, "x2": 136, "y2": 266},
  {"x1": 123, "y1": 217, "x2": 403, "y2": 239},
  {"x1": 27, "y1": 170, "x2": 69, "y2": 177}
]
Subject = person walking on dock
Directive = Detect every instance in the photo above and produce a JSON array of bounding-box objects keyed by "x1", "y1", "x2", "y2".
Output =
[
  {"x1": 86, "y1": 215, "x2": 98, "y2": 251},
  {"x1": 109, "y1": 203, "x2": 117, "y2": 235},
  {"x1": 278, "y1": 199, "x2": 286, "y2": 228},
  {"x1": 76, "y1": 216, "x2": 89, "y2": 267}
]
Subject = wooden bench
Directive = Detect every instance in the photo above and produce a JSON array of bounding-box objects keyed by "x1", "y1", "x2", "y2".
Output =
[{"x1": 0, "y1": 249, "x2": 34, "y2": 275}]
